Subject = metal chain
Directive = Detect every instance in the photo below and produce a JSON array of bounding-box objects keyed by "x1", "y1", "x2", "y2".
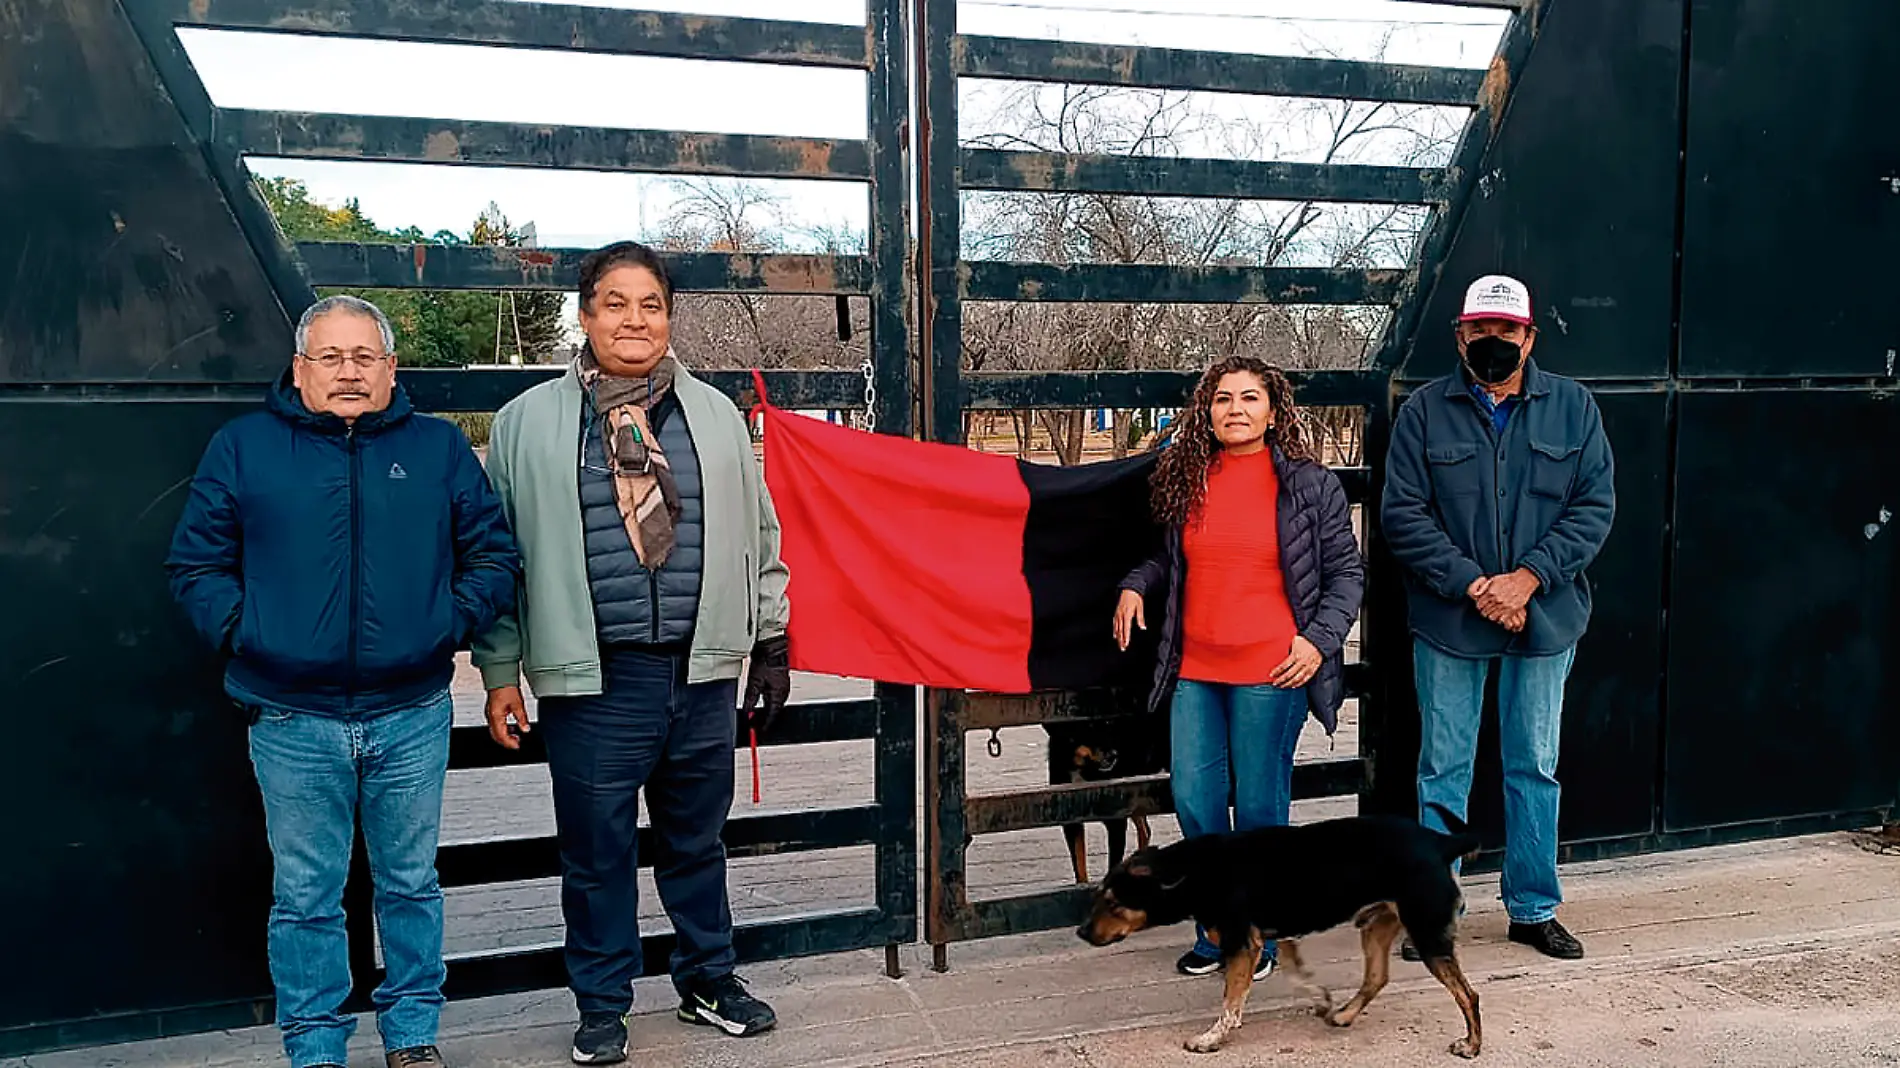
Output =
[{"x1": 859, "y1": 357, "x2": 877, "y2": 435}]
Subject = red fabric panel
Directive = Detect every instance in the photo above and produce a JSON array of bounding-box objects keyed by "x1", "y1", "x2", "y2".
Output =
[{"x1": 760, "y1": 406, "x2": 1034, "y2": 692}]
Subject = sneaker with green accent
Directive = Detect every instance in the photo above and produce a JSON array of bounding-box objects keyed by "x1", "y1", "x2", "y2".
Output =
[
  {"x1": 676, "y1": 974, "x2": 777, "y2": 1037},
  {"x1": 570, "y1": 1011, "x2": 628, "y2": 1064}
]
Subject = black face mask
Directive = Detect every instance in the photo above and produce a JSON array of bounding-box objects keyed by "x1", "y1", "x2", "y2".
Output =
[{"x1": 1463, "y1": 335, "x2": 1524, "y2": 385}]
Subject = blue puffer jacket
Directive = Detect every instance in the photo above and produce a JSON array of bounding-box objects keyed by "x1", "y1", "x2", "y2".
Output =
[
  {"x1": 166, "y1": 371, "x2": 520, "y2": 716},
  {"x1": 1120, "y1": 448, "x2": 1365, "y2": 735},
  {"x1": 580, "y1": 391, "x2": 704, "y2": 646}
]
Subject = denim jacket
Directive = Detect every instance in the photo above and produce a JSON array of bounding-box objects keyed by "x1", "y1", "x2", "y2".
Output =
[{"x1": 1379, "y1": 359, "x2": 1615, "y2": 658}]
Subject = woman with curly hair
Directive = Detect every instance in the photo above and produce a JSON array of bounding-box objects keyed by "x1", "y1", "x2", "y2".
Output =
[{"x1": 1113, "y1": 355, "x2": 1365, "y2": 980}]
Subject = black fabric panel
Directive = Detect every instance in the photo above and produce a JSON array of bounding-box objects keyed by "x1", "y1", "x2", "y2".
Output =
[{"x1": 1020, "y1": 452, "x2": 1163, "y2": 691}]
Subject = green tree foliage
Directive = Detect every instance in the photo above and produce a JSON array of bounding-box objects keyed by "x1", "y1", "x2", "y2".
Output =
[{"x1": 256, "y1": 178, "x2": 568, "y2": 368}]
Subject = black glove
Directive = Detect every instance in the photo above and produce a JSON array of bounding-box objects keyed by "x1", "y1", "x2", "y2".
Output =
[{"x1": 741, "y1": 635, "x2": 791, "y2": 739}]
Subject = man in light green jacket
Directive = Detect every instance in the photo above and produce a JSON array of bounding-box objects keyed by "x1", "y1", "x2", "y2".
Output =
[{"x1": 473, "y1": 241, "x2": 791, "y2": 1064}]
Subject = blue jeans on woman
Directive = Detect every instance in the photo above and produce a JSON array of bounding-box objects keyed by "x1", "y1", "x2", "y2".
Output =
[
  {"x1": 1170, "y1": 679, "x2": 1308, "y2": 962},
  {"x1": 247, "y1": 690, "x2": 453, "y2": 1068}
]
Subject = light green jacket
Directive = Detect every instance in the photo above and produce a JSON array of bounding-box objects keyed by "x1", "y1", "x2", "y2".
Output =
[{"x1": 471, "y1": 363, "x2": 790, "y2": 694}]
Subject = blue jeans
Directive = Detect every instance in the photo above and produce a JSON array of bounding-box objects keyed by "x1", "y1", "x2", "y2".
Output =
[
  {"x1": 539, "y1": 647, "x2": 739, "y2": 1013},
  {"x1": 1412, "y1": 638, "x2": 1574, "y2": 925},
  {"x1": 1170, "y1": 679, "x2": 1308, "y2": 961},
  {"x1": 247, "y1": 691, "x2": 452, "y2": 1068}
]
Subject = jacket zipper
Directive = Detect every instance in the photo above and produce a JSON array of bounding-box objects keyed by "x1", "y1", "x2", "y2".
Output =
[
  {"x1": 575, "y1": 401, "x2": 603, "y2": 635},
  {"x1": 645, "y1": 375, "x2": 661, "y2": 643},
  {"x1": 347, "y1": 426, "x2": 362, "y2": 709}
]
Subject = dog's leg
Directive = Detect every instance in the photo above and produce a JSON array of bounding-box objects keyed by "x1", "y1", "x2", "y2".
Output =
[
  {"x1": 1277, "y1": 938, "x2": 1332, "y2": 1017},
  {"x1": 1185, "y1": 928, "x2": 1262, "y2": 1054},
  {"x1": 1104, "y1": 817, "x2": 1128, "y2": 871},
  {"x1": 1133, "y1": 813, "x2": 1152, "y2": 851},
  {"x1": 1326, "y1": 904, "x2": 1402, "y2": 1029},
  {"x1": 1063, "y1": 822, "x2": 1089, "y2": 885},
  {"x1": 1423, "y1": 954, "x2": 1482, "y2": 1058}
]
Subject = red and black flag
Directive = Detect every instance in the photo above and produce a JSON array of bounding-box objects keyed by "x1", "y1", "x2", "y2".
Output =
[{"x1": 758, "y1": 394, "x2": 1163, "y2": 694}]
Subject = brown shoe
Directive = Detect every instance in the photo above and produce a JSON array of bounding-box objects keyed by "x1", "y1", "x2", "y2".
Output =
[{"x1": 388, "y1": 1046, "x2": 446, "y2": 1067}]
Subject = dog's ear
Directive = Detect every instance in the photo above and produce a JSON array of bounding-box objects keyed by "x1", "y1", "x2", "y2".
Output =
[{"x1": 1122, "y1": 846, "x2": 1160, "y2": 880}]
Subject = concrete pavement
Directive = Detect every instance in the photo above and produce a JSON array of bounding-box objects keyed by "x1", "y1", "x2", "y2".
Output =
[{"x1": 13, "y1": 828, "x2": 1898, "y2": 1068}]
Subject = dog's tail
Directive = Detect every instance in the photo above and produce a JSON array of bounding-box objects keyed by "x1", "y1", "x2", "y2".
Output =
[{"x1": 1425, "y1": 805, "x2": 1483, "y2": 863}]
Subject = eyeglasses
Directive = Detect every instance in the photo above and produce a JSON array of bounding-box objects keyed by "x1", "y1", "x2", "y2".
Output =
[{"x1": 302, "y1": 350, "x2": 390, "y2": 371}]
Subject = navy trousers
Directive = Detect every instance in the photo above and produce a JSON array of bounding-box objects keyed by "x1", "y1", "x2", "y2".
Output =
[{"x1": 539, "y1": 646, "x2": 738, "y2": 1013}]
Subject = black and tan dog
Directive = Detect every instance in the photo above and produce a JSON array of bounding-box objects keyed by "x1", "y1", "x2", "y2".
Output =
[
  {"x1": 1043, "y1": 716, "x2": 1167, "y2": 883},
  {"x1": 1076, "y1": 815, "x2": 1485, "y2": 1057}
]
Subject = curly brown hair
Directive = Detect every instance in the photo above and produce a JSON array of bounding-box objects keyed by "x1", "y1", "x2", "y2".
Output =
[{"x1": 1150, "y1": 356, "x2": 1313, "y2": 526}]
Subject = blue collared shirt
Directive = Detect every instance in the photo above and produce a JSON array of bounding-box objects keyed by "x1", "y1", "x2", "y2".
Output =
[{"x1": 1469, "y1": 381, "x2": 1519, "y2": 435}]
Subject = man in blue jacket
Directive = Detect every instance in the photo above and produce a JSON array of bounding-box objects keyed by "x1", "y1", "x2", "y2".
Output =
[
  {"x1": 1380, "y1": 274, "x2": 1615, "y2": 961},
  {"x1": 167, "y1": 295, "x2": 519, "y2": 1068}
]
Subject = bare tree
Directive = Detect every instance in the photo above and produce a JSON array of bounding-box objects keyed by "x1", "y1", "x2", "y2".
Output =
[
  {"x1": 655, "y1": 178, "x2": 869, "y2": 375},
  {"x1": 952, "y1": 68, "x2": 1457, "y2": 465}
]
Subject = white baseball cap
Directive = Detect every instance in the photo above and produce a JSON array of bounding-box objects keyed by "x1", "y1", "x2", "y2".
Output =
[{"x1": 1458, "y1": 274, "x2": 1534, "y2": 326}]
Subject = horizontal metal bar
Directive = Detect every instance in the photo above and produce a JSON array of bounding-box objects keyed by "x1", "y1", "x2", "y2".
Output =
[
  {"x1": 961, "y1": 149, "x2": 1449, "y2": 203},
  {"x1": 0, "y1": 382, "x2": 271, "y2": 402},
  {"x1": 0, "y1": 998, "x2": 277, "y2": 1060},
  {"x1": 160, "y1": 0, "x2": 871, "y2": 67},
  {"x1": 442, "y1": 907, "x2": 888, "y2": 998},
  {"x1": 963, "y1": 756, "x2": 1367, "y2": 837},
  {"x1": 957, "y1": 689, "x2": 1148, "y2": 731},
  {"x1": 221, "y1": 109, "x2": 871, "y2": 180},
  {"x1": 966, "y1": 775, "x2": 1171, "y2": 836},
  {"x1": 298, "y1": 241, "x2": 873, "y2": 294},
  {"x1": 954, "y1": 34, "x2": 1486, "y2": 106},
  {"x1": 448, "y1": 698, "x2": 877, "y2": 769},
  {"x1": 963, "y1": 262, "x2": 1403, "y2": 305},
  {"x1": 960, "y1": 368, "x2": 1388, "y2": 410},
  {"x1": 403, "y1": 368, "x2": 873, "y2": 414},
  {"x1": 436, "y1": 804, "x2": 880, "y2": 887},
  {"x1": 960, "y1": 886, "x2": 1092, "y2": 940}
]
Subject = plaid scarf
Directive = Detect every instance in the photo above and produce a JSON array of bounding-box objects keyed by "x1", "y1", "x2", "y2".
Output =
[{"x1": 576, "y1": 344, "x2": 683, "y2": 570}]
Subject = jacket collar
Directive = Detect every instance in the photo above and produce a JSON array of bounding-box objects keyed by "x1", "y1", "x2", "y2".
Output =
[{"x1": 265, "y1": 366, "x2": 415, "y2": 436}]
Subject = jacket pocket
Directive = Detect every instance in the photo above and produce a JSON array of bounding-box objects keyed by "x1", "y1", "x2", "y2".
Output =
[
  {"x1": 1426, "y1": 440, "x2": 1483, "y2": 498},
  {"x1": 1528, "y1": 437, "x2": 1582, "y2": 499}
]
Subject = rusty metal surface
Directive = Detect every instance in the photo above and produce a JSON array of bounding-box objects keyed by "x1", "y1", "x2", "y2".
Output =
[
  {"x1": 960, "y1": 369, "x2": 1389, "y2": 412},
  {"x1": 399, "y1": 367, "x2": 873, "y2": 413},
  {"x1": 955, "y1": 33, "x2": 1488, "y2": 106},
  {"x1": 296, "y1": 241, "x2": 873, "y2": 294},
  {"x1": 965, "y1": 777, "x2": 1173, "y2": 837},
  {"x1": 148, "y1": 0, "x2": 872, "y2": 67},
  {"x1": 960, "y1": 148, "x2": 1451, "y2": 203},
  {"x1": 219, "y1": 109, "x2": 874, "y2": 180},
  {"x1": 962, "y1": 262, "x2": 1406, "y2": 305},
  {"x1": 957, "y1": 689, "x2": 1148, "y2": 732},
  {"x1": 1368, "y1": 5, "x2": 1543, "y2": 371}
]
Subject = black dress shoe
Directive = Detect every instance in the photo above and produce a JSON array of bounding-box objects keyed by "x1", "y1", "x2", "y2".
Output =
[{"x1": 1509, "y1": 919, "x2": 1584, "y2": 959}]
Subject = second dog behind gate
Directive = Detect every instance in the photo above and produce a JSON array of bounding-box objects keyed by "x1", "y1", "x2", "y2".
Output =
[
  {"x1": 1075, "y1": 815, "x2": 1485, "y2": 1058},
  {"x1": 1042, "y1": 715, "x2": 1168, "y2": 884}
]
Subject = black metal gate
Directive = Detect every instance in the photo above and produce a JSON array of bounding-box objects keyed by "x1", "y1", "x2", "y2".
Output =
[
  {"x1": 2, "y1": 0, "x2": 916, "y2": 1054},
  {"x1": 912, "y1": 0, "x2": 1538, "y2": 962}
]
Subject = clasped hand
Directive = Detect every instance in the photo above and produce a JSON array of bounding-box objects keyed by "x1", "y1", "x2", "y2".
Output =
[{"x1": 1469, "y1": 569, "x2": 1539, "y2": 633}]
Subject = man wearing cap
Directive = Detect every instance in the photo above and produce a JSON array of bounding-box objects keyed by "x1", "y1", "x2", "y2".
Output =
[{"x1": 1380, "y1": 274, "x2": 1615, "y2": 960}]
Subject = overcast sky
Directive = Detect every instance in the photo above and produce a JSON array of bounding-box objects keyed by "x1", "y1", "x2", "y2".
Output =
[{"x1": 180, "y1": 0, "x2": 1508, "y2": 251}]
